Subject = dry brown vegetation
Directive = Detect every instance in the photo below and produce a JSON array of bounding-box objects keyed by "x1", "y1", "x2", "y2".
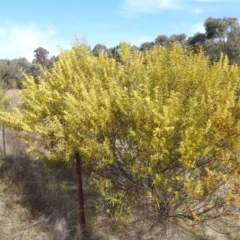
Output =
[
  {"x1": 0, "y1": 130, "x2": 120, "y2": 239},
  {"x1": 1, "y1": 130, "x2": 240, "y2": 240}
]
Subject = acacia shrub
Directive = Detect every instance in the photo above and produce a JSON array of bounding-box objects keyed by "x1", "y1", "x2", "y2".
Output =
[{"x1": 1, "y1": 42, "x2": 240, "y2": 237}]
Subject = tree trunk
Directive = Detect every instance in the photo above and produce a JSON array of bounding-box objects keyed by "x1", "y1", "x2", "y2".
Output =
[{"x1": 75, "y1": 152, "x2": 86, "y2": 236}]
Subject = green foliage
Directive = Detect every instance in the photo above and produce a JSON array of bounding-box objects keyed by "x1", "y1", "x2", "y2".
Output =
[
  {"x1": 187, "y1": 32, "x2": 206, "y2": 48},
  {"x1": 92, "y1": 44, "x2": 107, "y2": 57},
  {"x1": 204, "y1": 17, "x2": 239, "y2": 40},
  {"x1": 1, "y1": 41, "x2": 240, "y2": 232},
  {"x1": 155, "y1": 34, "x2": 169, "y2": 45},
  {"x1": 32, "y1": 47, "x2": 50, "y2": 68},
  {"x1": 188, "y1": 17, "x2": 240, "y2": 64},
  {"x1": 0, "y1": 58, "x2": 33, "y2": 89},
  {"x1": 140, "y1": 41, "x2": 155, "y2": 51}
]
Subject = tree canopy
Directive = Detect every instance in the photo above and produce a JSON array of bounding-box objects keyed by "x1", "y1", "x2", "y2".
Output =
[
  {"x1": 188, "y1": 17, "x2": 240, "y2": 64},
  {"x1": 1, "y1": 41, "x2": 240, "y2": 236}
]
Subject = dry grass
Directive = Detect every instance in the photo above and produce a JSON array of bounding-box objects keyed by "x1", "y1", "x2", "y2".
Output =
[
  {"x1": 1, "y1": 152, "x2": 240, "y2": 239},
  {"x1": 0, "y1": 168, "x2": 52, "y2": 240},
  {"x1": 4, "y1": 89, "x2": 22, "y2": 106},
  {"x1": 0, "y1": 154, "x2": 116, "y2": 240}
]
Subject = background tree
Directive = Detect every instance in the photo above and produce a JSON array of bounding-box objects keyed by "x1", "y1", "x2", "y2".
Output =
[
  {"x1": 47, "y1": 55, "x2": 59, "y2": 70},
  {"x1": 130, "y1": 45, "x2": 139, "y2": 53},
  {"x1": 155, "y1": 34, "x2": 169, "y2": 45},
  {"x1": 139, "y1": 41, "x2": 155, "y2": 51},
  {"x1": 188, "y1": 17, "x2": 240, "y2": 64},
  {"x1": 204, "y1": 17, "x2": 238, "y2": 41},
  {"x1": 0, "y1": 59, "x2": 18, "y2": 88},
  {"x1": 187, "y1": 32, "x2": 206, "y2": 53},
  {"x1": 33, "y1": 47, "x2": 50, "y2": 68},
  {"x1": 226, "y1": 26, "x2": 240, "y2": 64},
  {"x1": 0, "y1": 58, "x2": 31, "y2": 89},
  {"x1": 204, "y1": 17, "x2": 239, "y2": 61},
  {"x1": 169, "y1": 33, "x2": 186, "y2": 45},
  {"x1": 92, "y1": 44, "x2": 107, "y2": 56},
  {"x1": 16, "y1": 57, "x2": 32, "y2": 88},
  {"x1": 106, "y1": 44, "x2": 121, "y2": 61},
  {"x1": 31, "y1": 47, "x2": 51, "y2": 80},
  {"x1": 17, "y1": 57, "x2": 32, "y2": 71}
]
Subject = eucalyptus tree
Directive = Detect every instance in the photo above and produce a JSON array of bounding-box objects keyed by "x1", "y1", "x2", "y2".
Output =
[
  {"x1": 33, "y1": 47, "x2": 50, "y2": 68},
  {"x1": 155, "y1": 34, "x2": 169, "y2": 45},
  {"x1": 139, "y1": 41, "x2": 155, "y2": 51},
  {"x1": 189, "y1": 17, "x2": 240, "y2": 64},
  {"x1": 92, "y1": 44, "x2": 107, "y2": 56}
]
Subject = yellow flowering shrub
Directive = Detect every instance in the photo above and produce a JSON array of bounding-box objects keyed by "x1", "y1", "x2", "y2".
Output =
[{"x1": 1, "y1": 41, "x2": 240, "y2": 226}]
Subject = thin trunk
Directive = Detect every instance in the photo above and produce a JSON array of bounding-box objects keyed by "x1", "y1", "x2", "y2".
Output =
[
  {"x1": 75, "y1": 151, "x2": 86, "y2": 236},
  {"x1": 2, "y1": 125, "x2": 6, "y2": 157}
]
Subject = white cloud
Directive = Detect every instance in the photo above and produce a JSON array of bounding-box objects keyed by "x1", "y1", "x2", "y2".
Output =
[
  {"x1": 0, "y1": 22, "x2": 57, "y2": 61},
  {"x1": 123, "y1": 0, "x2": 182, "y2": 13},
  {"x1": 193, "y1": 8, "x2": 202, "y2": 13}
]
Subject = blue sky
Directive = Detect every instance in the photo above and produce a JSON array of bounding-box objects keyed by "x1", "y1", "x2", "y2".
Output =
[{"x1": 0, "y1": 0, "x2": 239, "y2": 61}]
